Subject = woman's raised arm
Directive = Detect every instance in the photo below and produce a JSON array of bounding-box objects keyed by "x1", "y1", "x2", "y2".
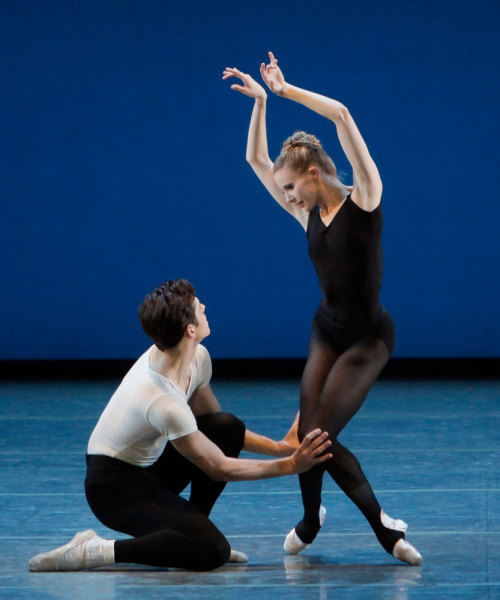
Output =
[
  {"x1": 223, "y1": 66, "x2": 308, "y2": 227},
  {"x1": 261, "y1": 52, "x2": 382, "y2": 211}
]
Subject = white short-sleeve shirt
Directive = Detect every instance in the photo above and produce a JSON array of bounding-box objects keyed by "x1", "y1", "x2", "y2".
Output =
[{"x1": 87, "y1": 344, "x2": 212, "y2": 467}]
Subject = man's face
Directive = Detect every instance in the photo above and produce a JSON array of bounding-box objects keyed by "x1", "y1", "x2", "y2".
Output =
[{"x1": 193, "y1": 297, "x2": 210, "y2": 340}]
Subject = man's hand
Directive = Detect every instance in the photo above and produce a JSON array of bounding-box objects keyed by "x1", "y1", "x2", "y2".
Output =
[{"x1": 290, "y1": 429, "x2": 332, "y2": 473}]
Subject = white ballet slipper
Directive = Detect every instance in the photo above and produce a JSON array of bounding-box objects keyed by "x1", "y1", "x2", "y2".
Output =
[
  {"x1": 29, "y1": 530, "x2": 97, "y2": 572},
  {"x1": 228, "y1": 549, "x2": 248, "y2": 563},
  {"x1": 284, "y1": 505, "x2": 326, "y2": 555},
  {"x1": 381, "y1": 509, "x2": 408, "y2": 533},
  {"x1": 283, "y1": 529, "x2": 308, "y2": 555},
  {"x1": 392, "y1": 538, "x2": 422, "y2": 566}
]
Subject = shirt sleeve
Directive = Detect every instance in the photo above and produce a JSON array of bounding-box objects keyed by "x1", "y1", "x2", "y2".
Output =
[{"x1": 146, "y1": 395, "x2": 198, "y2": 441}]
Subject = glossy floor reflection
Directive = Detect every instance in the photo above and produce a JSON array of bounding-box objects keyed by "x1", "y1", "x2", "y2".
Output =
[{"x1": 1, "y1": 377, "x2": 499, "y2": 599}]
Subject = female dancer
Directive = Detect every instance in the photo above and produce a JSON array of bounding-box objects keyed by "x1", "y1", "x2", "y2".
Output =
[{"x1": 223, "y1": 53, "x2": 422, "y2": 565}]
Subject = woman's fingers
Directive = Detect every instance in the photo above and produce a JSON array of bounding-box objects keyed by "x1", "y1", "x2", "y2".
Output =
[
  {"x1": 223, "y1": 67, "x2": 245, "y2": 79},
  {"x1": 224, "y1": 64, "x2": 269, "y2": 99},
  {"x1": 268, "y1": 50, "x2": 278, "y2": 65},
  {"x1": 230, "y1": 84, "x2": 247, "y2": 94},
  {"x1": 223, "y1": 70, "x2": 247, "y2": 86}
]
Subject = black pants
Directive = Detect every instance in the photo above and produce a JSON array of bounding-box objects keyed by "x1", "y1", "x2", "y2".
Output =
[{"x1": 84, "y1": 412, "x2": 246, "y2": 571}]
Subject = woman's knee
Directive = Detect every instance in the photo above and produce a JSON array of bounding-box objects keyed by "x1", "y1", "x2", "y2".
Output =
[
  {"x1": 297, "y1": 420, "x2": 310, "y2": 443},
  {"x1": 298, "y1": 417, "x2": 338, "y2": 447}
]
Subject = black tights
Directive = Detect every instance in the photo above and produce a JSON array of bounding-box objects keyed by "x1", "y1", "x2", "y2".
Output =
[
  {"x1": 295, "y1": 320, "x2": 404, "y2": 554},
  {"x1": 84, "y1": 412, "x2": 245, "y2": 571}
]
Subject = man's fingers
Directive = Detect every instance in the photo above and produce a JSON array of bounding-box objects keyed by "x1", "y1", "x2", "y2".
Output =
[
  {"x1": 312, "y1": 434, "x2": 330, "y2": 451},
  {"x1": 302, "y1": 430, "x2": 332, "y2": 455},
  {"x1": 313, "y1": 439, "x2": 332, "y2": 455},
  {"x1": 316, "y1": 452, "x2": 333, "y2": 463},
  {"x1": 304, "y1": 428, "x2": 323, "y2": 440},
  {"x1": 304, "y1": 429, "x2": 329, "y2": 446}
]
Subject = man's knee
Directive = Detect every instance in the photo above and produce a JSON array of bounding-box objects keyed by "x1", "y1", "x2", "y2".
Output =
[
  {"x1": 197, "y1": 412, "x2": 246, "y2": 454},
  {"x1": 191, "y1": 535, "x2": 231, "y2": 571},
  {"x1": 197, "y1": 411, "x2": 245, "y2": 436}
]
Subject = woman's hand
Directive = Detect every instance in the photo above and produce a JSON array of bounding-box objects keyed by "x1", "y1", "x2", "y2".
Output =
[
  {"x1": 290, "y1": 429, "x2": 332, "y2": 473},
  {"x1": 260, "y1": 51, "x2": 286, "y2": 95},
  {"x1": 223, "y1": 67, "x2": 267, "y2": 100}
]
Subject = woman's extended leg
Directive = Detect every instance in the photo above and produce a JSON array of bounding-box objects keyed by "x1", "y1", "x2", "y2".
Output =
[
  {"x1": 298, "y1": 337, "x2": 406, "y2": 553},
  {"x1": 292, "y1": 320, "x2": 341, "y2": 544}
]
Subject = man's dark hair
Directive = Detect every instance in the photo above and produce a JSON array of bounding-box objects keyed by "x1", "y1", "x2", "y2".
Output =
[{"x1": 138, "y1": 279, "x2": 197, "y2": 350}]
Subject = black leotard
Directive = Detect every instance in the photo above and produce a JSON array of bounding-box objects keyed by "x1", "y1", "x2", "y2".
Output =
[
  {"x1": 295, "y1": 195, "x2": 403, "y2": 554},
  {"x1": 306, "y1": 194, "x2": 394, "y2": 354}
]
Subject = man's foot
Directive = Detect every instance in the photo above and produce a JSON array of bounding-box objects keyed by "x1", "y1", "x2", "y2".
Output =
[
  {"x1": 29, "y1": 530, "x2": 97, "y2": 571},
  {"x1": 284, "y1": 505, "x2": 326, "y2": 555},
  {"x1": 392, "y1": 538, "x2": 422, "y2": 566},
  {"x1": 228, "y1": 549, "x2": 248, "y2": 563}
]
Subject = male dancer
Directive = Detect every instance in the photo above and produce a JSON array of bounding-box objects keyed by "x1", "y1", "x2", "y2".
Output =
[{"x1": 29, "y1": 278, "x2": 331, "y2": 572}]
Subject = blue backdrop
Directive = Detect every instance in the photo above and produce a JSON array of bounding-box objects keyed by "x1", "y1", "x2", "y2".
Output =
[{"x1": 1, "y1": 0, "x2": 499, "y2": 359}]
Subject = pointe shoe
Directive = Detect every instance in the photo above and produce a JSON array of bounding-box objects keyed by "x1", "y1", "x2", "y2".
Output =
[
  {"x1": 381, "y1": 510, "x2": 408, "y2": 533},
  {"x1": 29, "y1": 530, "x2": 97, "y2": 572},
  {"x1": 284, "y1": 505, "x2": 326, "y2": 555},
  {"x1": 228, "y1": 549, "x2": 248, "y2": 563},
  {"x1": 392, "y1": 538, "x2": 422, "y2": 566}
]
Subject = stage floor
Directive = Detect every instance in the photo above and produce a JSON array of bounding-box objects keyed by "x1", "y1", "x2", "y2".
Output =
[{"x1": 1, "y1": 376, "x2": 499, "y2": 599}]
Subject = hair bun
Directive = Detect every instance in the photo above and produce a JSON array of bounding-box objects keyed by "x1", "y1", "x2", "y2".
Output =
[
  {"x1": 283, "y1": 131, "x2": 322, "y2": 152},
  {"x1": 274, "y1": 130, "x2": 338, "y2": 177}
]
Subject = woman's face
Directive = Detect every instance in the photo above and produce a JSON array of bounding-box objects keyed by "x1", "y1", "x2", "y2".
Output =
[{"x1": 274, "y1": 165, "x2": 318, "y2": 212}]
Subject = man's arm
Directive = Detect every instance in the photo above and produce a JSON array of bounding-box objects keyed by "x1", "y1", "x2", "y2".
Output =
[
  {"x1": 188, "y1": 384, "x2": 221, "y2": 416},
  {"x1": 189, "y1": 385, "x2": 300, "y2": 457},
  {"x1": 171, "y1": 428, "x2": 331, "y2": 482},
  {"x1": 244, "y1": 411, "x2": 300, "y2": 457}
]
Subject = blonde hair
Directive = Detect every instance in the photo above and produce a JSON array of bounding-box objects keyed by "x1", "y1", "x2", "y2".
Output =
[{"x1": 273, "y1": 131, "x2": 349, "y2": 192}]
